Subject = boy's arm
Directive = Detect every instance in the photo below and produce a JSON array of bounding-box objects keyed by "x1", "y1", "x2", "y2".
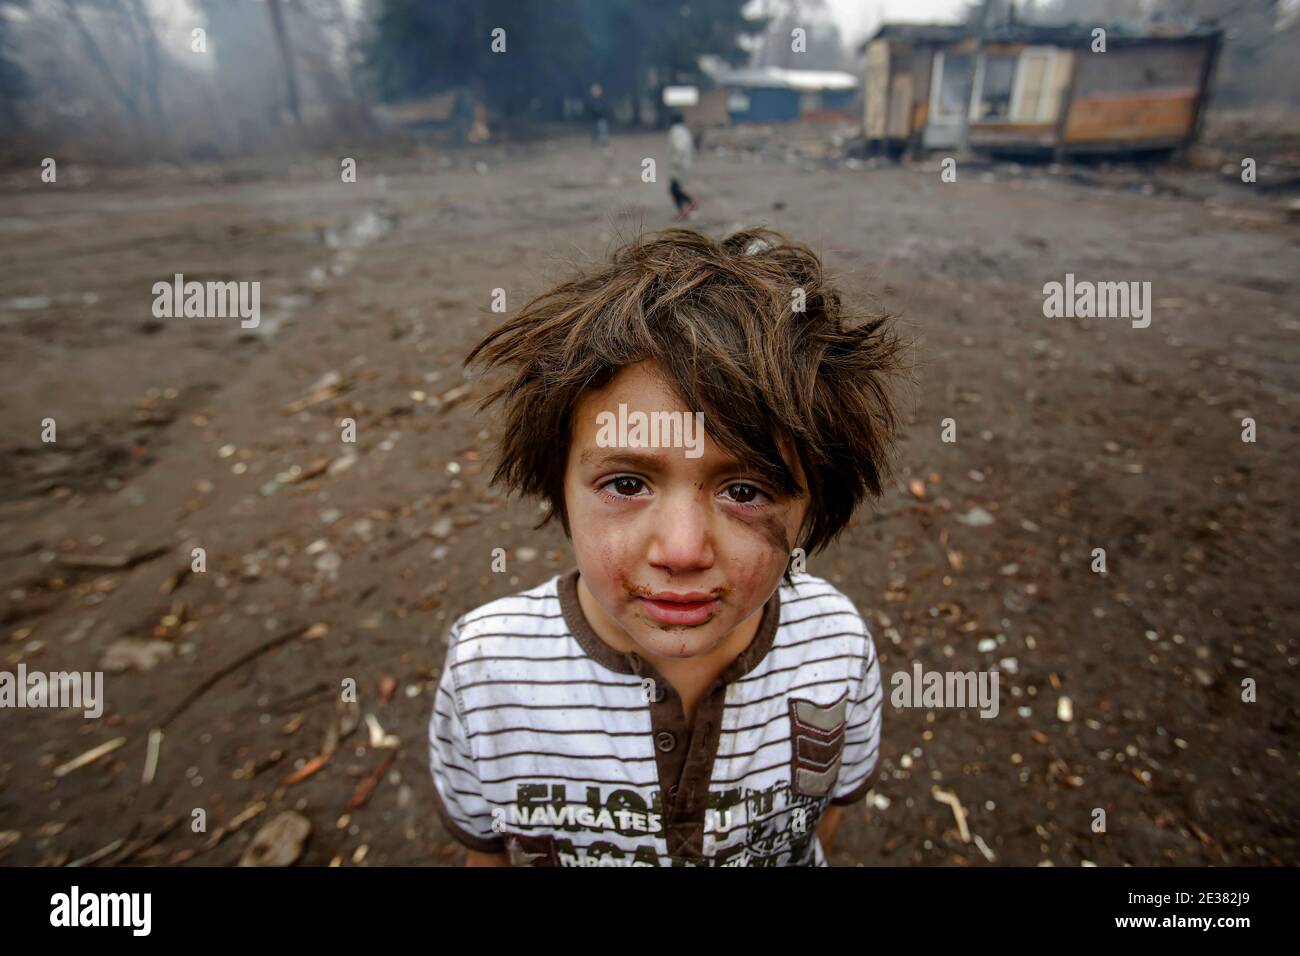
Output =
[
  {"x1": 466, "y1": 848, "x2": 511, "y2": 866},
  {"x1": 816, "y1": 805, "x2": 843, "y2": 853},
  {"x1": 825, "y1": 619, "x2": 884, "y2": 844},
  {"x1": 428, "y1": 629, "x2": 509, "y2": 864}
]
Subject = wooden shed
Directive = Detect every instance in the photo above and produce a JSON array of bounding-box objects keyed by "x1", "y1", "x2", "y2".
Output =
[{"x1": 861, "y1": 21, "x2": 1222, "y2": 158}]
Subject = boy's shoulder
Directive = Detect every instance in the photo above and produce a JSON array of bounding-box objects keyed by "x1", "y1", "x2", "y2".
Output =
[
  {"x1": 444, "y1": 575, "x2": 567, "y2": 661},
  {"x1": 777, "y1": 572, "x2": 871, "y2": 629},
  {"x1": 774, "y1": 572, "x2": 877, "y2": 658}
]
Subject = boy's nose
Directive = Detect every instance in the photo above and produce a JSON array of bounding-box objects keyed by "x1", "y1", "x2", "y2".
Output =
[{"x1": 645, "y1": 495, "x2": 714, "y2": 574}]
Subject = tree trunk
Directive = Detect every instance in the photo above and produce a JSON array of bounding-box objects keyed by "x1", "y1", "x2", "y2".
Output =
[
  {"x1": 125, "y1": 0, "x2": 165, "y2": 124},
  {"x1": 266, "y1": 0, "x2": 301, "y2": 124},
  {"x1": 61, "y1": 0, "x2": 141, "y2": 123}
]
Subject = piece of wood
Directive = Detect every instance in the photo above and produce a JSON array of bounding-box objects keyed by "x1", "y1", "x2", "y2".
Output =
[
  {"x1": 283, "y1": 751, "x2": 331, "y2": 786},
  {"x1": 345, "y1": 753, "x2": 395, "y2": 811},
  {"x1": 53, "y1": 737, "x2": 128, "y2": 778},
  {"x1": 157, "y1": 624, "x2": 307, "y2": 730}
]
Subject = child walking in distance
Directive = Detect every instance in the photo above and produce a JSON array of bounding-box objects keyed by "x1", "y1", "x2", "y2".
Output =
[
  {"x1": 429, "y1": 227, "x2": 907, "y2": 867},
  {"x1": 667, "y1": 113, "x2": 698, "y2": 220}
]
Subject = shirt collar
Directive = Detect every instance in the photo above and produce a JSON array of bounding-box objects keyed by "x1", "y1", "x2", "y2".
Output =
[{"x1": 556, "y1": 566, "x2": 781, "y2": 680}]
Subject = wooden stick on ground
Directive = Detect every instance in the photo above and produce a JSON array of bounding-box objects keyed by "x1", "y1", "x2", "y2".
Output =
[{"x1": 157, "y1": 624, "x2": 308, "y2": 730}]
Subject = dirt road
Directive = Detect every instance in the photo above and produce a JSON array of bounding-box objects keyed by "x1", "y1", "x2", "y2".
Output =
[{"x1": 1, "y1": 130, "x2": 1296, "y2": 866}]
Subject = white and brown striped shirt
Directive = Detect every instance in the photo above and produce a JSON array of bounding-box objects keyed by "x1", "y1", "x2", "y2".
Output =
[{"x1": 427, "y1": 568, "x2": 882, "y2": 866}]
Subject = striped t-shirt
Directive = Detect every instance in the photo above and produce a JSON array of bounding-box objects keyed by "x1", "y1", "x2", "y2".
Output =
[{"x1": 427, "y1": 568, "x2": 882, "y2": 866}]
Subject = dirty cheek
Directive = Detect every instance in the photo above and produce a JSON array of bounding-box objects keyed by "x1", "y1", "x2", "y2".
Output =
[
  {"x1": 724, "y1": 509, "x2": 794, "y2": 599},
  {"x1": 751, "y1": 509, "x2": 792, "y2": 557}
]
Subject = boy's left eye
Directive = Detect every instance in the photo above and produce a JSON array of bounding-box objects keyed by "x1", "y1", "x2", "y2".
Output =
[{"x1": 722, "y1": 482, "x2": 769, "y2": 506}]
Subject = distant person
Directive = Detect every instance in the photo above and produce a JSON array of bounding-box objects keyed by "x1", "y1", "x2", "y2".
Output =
[
  {"x1": 453, "y1": 90, "x2": 474, "y2": 144},
  {"x1": 590, "y1": 83, "x2": 609, "y2": 147},
  {"x1": 667, "y1": 113, "x2": 698, "y2": 220}
]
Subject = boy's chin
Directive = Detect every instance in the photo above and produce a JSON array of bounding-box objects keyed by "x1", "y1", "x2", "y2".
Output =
[{"x1": 626, "y1": 620, "x2": 726, "y2": 661}]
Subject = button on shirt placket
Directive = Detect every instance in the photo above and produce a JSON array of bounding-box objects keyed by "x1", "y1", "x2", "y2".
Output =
[
  {"x1": 634, "y1": 658, "x2": 729, "y2": 863},
  {"x1": 629, "y1": 653, "x2": 698, "y2": 861},
  {"x1": 671, "y1": 682, "x2": 728, "y2": 862}
]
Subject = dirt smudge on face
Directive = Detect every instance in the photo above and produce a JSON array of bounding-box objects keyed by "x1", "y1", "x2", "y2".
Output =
[
  {"x1": 622, "y1": 576, "x2": 732, "y2": 600},
  {"x1": 748, "y1": 509, "x2": 792, "y2": 559}
]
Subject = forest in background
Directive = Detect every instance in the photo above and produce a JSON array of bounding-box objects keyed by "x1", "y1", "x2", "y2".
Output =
[{"x1": 0, "y1": 0, "x2": 1296, "y2": 165}]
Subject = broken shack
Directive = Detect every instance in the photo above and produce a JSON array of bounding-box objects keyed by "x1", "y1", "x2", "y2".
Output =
[{"x1": 860, "y1": 21, "x2": 1222, "y2": 158}]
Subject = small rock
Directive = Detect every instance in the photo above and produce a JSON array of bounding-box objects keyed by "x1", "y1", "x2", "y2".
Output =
[
  {"x1": 102, "y1": 638, "x2": 175, "y2": 673},
  {"x1": 239, "y1": 811, "x2": 311, "y2": 867},
  {"x1": 957, "y1": 506, "x2": 995, "y2": 527},
  {"x1": 1056, "y1": 696, "x2": 1073, "y2": 723}
]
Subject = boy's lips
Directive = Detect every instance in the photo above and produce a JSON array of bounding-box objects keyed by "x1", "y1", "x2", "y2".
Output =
[{"x1": 636, "y1": 591, "x2": 720, "y2": 627}]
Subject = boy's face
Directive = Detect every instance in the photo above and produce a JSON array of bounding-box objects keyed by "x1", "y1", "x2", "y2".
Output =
[{"x1": 563, "y1": 359, "x2": 808, "y2": 662}]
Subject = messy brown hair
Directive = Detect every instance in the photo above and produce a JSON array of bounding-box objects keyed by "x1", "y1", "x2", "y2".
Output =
[{"x1": 464, "y1": 226, "x2": 907, "y2": 557}]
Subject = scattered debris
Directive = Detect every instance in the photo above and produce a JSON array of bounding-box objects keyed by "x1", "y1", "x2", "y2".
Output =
[
  {"x1": 365, "y1": 713, "x2": 400, "y2": 749},
  {"x1": 56, "y1": 546, "x2": 168, "y2": 571},
  {"x1": 157, "y1": 623, "x2": 309, "y2": 730},
  {"x1": 284, "y1": 370, "x2": 348, "y2": 414},
  {"x1": 141, "y1": 727, "x2": 163, "y2": 785},
  {"x1": 932, "y1": 787, "x2": 971, "y2": 843},
  {"x1": 67, "y1": 837, "x2": 127, "y2": 867},
  {"x1": 103, "y1": 638, "x2": 174, "y2": 673},
  {"x1": 284, "y1": 751, "x2": 332, "y2": 786},
  {"x1": 206, "y1": 801, "x2": 268, "y2": 850},
  {"x1": 53, "y1": 737, "x2": 127, "y2": 778},
  {"x1": 346, "y1": 753, "x2": 396, "y2": 811},
  {"x1": 956, "y1": 506, "x2": 995, "y2": 527}
]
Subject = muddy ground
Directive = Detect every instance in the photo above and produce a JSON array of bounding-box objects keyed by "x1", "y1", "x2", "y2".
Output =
[{"x1": 0, "y1": 127, "x2": 1296, "y2": 867}]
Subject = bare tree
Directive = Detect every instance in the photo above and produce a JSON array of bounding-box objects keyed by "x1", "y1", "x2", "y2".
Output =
[
  {"x1": 266, "y1": 0, "x2": 302, "y2": 123},
  {"x1": 124, "y1": 0, "x2": 164, "y2": 123},
  {"x1": 60, "y1": 0, "x2": 141, "y2": 122}
]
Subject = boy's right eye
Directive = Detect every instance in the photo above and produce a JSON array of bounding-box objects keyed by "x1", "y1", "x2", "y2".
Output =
[{"x1": 601, "y1": 476, "x2": 648, "y2": 498}]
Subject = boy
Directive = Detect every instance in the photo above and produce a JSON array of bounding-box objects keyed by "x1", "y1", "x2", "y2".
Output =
[
  {"x1": 667, "y1": 113, "x2": 698, "y2": 220},
  {"x1": 429, "y1": 227, "x2": 905, "y2": 866}
]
